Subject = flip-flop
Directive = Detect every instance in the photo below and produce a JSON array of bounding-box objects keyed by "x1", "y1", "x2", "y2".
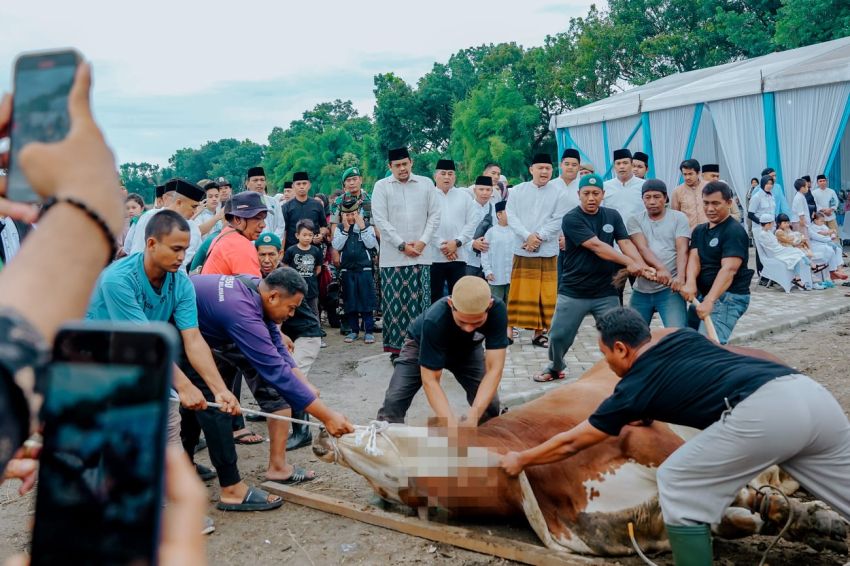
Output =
[
  {"x1": 195, "y1": 463, "x2": 217, "y2": 481},
  {"x1": 273, "y1": 466, "x2": 317, "y2": 485},
  {"x1": 533, "y1": 370, "x2": 565, "y2": 383},
  {"x1": 531, "y1": 334, "x2": 549, "y2": 348},
  {"x1": 233, "y1": 431, "x2": 265, "y2": 445},
  {"x1": 216, "y1": 486, "x2": 282, "y2": 512}
]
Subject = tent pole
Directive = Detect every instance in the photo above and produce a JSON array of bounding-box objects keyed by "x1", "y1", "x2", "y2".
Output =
[
  {"x1": 642, "y1": 113, "x2": 655, "y2": 178},
  {"x1": 680, "y1": 103, "x2": 704, "y2": 184},
  {"x1": 824, "y1": 91, "x2": 850, "y2": 178},
  {"x1": 602, "y1": 121, "x2": 612, "y2": 179}
]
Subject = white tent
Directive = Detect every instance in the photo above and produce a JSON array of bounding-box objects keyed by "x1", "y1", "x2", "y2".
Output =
[{"x1": 549, "y1": 36, "x2": 850, "y2": 217}]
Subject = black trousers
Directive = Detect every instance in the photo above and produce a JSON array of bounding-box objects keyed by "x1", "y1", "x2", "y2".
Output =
[
  {"x1": 376, "y1": 337, "x2": 500, "y2": 424},
  {"x1": 430, "y1": 261, "x2": 467, "y2": 304}
]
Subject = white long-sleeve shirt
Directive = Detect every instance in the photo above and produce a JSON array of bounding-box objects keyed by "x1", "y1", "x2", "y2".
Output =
[
  {"x1": 551, "y1": 176, "x2": 580, "y2": 212},
  {"x1": 371, "y1": 174, "x2": 441, "y2": 267},
  {"x1": 506, "y1": 180, "x2": 569, "y2": 258},
  {"x1": 481, "y1": 224, "x2": 519, "y2": 285},
  {"x1": 331, "y1": 224, "x2": 378, "y2": 251},
  {"x1": 748, "y1": 189, "x2": 776, "y2": 219},
  {"x1": 128, "y1": 208, "x2": 201, "y2": 268},
  {"x1": 463, "y1": 199, "x2": 494, "y2": 268},
  {"x1": 431, "y1": 187, "x2": 477, "y2": 264},
  {"x1": 260, "y1": 193, "x2": 286, "y2": 241},
  {"x1": 603, "y1": 175, "x2": 645, "y2": 225},
  {"x1": 812, "y1": 187, "x2": 839, "y2": 221}
]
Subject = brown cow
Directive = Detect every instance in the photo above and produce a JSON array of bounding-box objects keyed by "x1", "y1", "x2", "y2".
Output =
[{"x1": 314, "y1": 345, "x2": 847, "y2": 556}]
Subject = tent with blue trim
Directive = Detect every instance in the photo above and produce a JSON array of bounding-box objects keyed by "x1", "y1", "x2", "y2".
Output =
[{"x1": 549, "y1": 36, "x2": 850, "y2": 219}]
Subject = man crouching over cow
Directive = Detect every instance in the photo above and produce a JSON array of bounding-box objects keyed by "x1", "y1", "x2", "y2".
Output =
[
  {"x1": 501, "y1": 307, "x2": 850, "y2": 566},
  {"x1": 377, "y1": 276, "x2": 509, "y2": 426}
]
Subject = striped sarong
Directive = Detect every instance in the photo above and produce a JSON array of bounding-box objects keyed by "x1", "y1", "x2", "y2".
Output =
[
  {"x1": 506, "y1": 255, "x2": 557, "y2": 330},
  {"x1": 380, "y1": 265, "x2": 431, "y2": 353}
]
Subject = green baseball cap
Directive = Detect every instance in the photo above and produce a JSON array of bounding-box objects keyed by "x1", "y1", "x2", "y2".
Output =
[
  {"x1": 342, "y1": 167, "x2": 361, "y2": 183},
  {"x1": 579, "y1": 173, "x2": 605, "y2": 189},
  {"x1": 254, "y1": 232, "x2": 282, "y2": 250}
]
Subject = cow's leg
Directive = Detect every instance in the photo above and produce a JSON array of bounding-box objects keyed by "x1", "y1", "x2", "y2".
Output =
[{"x1": 376, "y1": 338, "x2": 424, "y2": 423}]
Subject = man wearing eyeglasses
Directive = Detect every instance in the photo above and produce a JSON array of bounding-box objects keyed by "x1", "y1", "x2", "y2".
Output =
[{"x1": 376, "y1": 276, "x2": 509, "y2": 426}]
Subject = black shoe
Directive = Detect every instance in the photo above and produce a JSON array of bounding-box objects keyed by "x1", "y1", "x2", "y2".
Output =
[
  {"x1": 246, "y1": 413, "x2": 266, "y2": 422},
  {"x1": 758, "y1": 277, "x2": 770, "y2": 287},
  {"x1": 195, "y1": 463, "x2": 217, "y2": 481},
  {"x1": 286, "y1": 411, "x2": 312, "y2": 451},
  {"x1": 194, "y1": 437, "x2": 207, "y2": 454},
  {"x1": 390, "y1": 353, "x2": 399, "y2": 366}
]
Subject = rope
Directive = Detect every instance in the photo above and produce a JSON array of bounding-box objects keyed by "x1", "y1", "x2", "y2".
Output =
[
  {"x1": 753, "y1": 484, "x2": 794, "y2": 566},
  {"x1": 627, "y1": 522, "x2": 659, "y2": 566},
  {"x1": 205, "y1": 402, "x2": 390, "y2": 456}
]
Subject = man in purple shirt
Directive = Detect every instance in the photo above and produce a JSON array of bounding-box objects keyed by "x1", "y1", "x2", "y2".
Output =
[{"x1": 181, "y1": 267, "x2": 354, "y2": 511}]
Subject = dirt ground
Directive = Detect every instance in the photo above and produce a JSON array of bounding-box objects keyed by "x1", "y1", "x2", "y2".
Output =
[{"x1": 1, "y1": 316, "x2": 848, "y2": 565}]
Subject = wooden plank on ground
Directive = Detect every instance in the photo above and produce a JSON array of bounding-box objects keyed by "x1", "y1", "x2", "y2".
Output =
[{"x1": 262, "y1": 481, "x2": 596, "y2": 566}]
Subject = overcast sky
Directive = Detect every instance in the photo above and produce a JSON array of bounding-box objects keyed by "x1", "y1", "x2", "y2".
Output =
[{"x1": 0, "y1": 1, "x2": 594, "y2": 166}]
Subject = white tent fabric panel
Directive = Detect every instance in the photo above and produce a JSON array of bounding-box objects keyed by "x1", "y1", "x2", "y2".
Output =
[
  {"x1": 776, "y1": 82, "x2": 850, "y2": 207},
  {"x1": 842, "y1": 123, "x2": 850, "y2": 192},
  {"x1": 707, "y1": 95, "x2": 766, "y2": 204},
  {"x1": 690, "y1": 105, "x2": 719, "y2": 166},
  {"x1": 568, "y1": 122, "x2": 607, "y2": 171},
  {"x1": 606, "y1": 115, "x2": 643, "y2": 154},
  {"x1": 648, "y1": 105, "x2": 695, "y2": 188}
]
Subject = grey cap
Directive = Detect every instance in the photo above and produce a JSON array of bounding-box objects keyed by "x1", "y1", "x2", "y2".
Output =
[{"x1": 225, "y1": 191, "x2": 267, "y2": 218}]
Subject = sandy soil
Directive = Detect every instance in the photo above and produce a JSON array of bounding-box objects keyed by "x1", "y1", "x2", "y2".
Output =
[{"x1": 0, "y1": 317, "x2": 848, "y2": 565}]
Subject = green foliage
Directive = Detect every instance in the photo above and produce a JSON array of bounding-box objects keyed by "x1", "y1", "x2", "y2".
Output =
[{"x1": 122, "y1": 0, "x2": 844, "y2": 195}]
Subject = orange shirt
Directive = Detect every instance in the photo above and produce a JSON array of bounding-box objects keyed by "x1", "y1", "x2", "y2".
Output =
[{"x1": 200, "y1": 227, "x2": 261, "y2": 277}]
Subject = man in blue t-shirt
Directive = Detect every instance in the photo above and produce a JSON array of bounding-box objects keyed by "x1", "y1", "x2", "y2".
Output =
[{"x1": 500, "y1": 307, "x2": 850, "y2": 566}]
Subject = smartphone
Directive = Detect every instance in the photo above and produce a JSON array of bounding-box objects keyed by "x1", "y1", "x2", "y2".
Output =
[
  {"x1": 6, "y1": 49, "x2": 81, "y2": 203},
  {"x1": 31, "y1": 322, "x2": 177, "y2": 566}
]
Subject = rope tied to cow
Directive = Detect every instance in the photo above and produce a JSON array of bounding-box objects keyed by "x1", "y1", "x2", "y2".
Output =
[{"x1": 206, "y1": 402, "x2": 390, "y2": 456}]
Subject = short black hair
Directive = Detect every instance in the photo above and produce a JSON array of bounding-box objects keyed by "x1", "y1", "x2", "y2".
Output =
[
  {"x1": 751, "y1": 177, "x2": 759, "y2": 184},
  {"x1": 483, "y1": 162, "x2": 500, "y2": 171},
  {"x1": 702, "y1": 180, "x2": 733, "y2": 201},
  {"x1": 125, "y1": 193, "x2": 145, "y2": 209},
  {"x1": 776, "y1": 213, "x2": 791, "y2": 224},
  {"x1": 794, "y1": 178, "x2": 806, "y2": 191},
  {"x1": 679, "y1": 159, "x2": 700, "y2": 173},
  {"x1": 296, "y1": 219, "x2": 316, "y2": 234},
  {"x1": 761, "y1": 167, "x2": 775, "y2": 176},
  {"x1": 145, "y1": 209, "x2": 189, "y2": 241},
  {"x1": 595, "y1": 307, "x2": 651, "y2": 349},
  {"x1": 264, "y1": 266, "x2": 308, "y2": 297}
]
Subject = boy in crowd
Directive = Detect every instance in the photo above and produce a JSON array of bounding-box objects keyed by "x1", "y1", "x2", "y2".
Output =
[
  {"x1": 283, "y1": 219, "x2": 324, "y2": 315},
  {"x1": 481, "y1": 200, "x2": 517, "y2": 339},
  {"x1": 332, "y1": 198, "x2": 379, "y2": 344}
]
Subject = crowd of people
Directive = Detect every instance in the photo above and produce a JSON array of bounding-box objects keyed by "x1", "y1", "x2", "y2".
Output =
[{"x1": 1, "y1": 62, "x2": 849, "y2": 566}]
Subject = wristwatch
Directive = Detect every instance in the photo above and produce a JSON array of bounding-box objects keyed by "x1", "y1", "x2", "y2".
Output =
[
  {"x1": 454, "y1": 239, "x2": 463, "y2": 248},
  {"x1": 398, "y1": 242, "x2": 406, "y2": 251}
]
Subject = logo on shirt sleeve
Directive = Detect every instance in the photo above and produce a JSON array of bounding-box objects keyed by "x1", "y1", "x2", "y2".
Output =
[
  {"x1": 603, "y1": 224, "x2": 614, "y2": 234},
  {"x1": 709, "y1": 237, "x2": 719, "y2": 247}
]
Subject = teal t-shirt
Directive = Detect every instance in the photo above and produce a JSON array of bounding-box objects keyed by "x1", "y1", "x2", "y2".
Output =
[
  {"x1": 86, "y1": 252, "x2": 198, "y2": 330},
  {"x1": 189, "y1": 229, "x2": 221, "y2": 273}
]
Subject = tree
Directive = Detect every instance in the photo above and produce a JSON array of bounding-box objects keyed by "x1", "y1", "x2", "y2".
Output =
[
  {"x1": 774, "y1": 0, "x2": 850, "y2": 49},
  {"x1": 119, "y1": 162, "x2": 163, "y2": 204},
  {"x1": 451, "y1": 78, "x2": 541, "y2": 185}
]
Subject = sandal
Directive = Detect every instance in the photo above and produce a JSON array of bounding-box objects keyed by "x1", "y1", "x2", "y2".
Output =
[
  {"x1": 216, "y1": 486, "x2": 282, "y2": 512},
  {"x1": 791, "y1": 279, "x2": 807, "y2": 291},
  {"x1": 233, "y1": 430, "x2": 265, "y2": 445},
  {"x1": 533, "y1": 370, "x2": 565, "y2": 383},
  {"x1": 531, "y1": 334, "x2": 549, "y2": 348},
  {"x1": 274, "y1": 465, "x2": 317, "y2": 485}
]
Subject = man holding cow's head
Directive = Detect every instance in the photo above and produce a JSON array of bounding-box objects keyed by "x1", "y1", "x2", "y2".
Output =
[
  {"x1": 376, "y1": 276, "x2": 509, "y2": 426},
  {"x1": 502, "y1": 307, "x2": 850, "y2": 566}
]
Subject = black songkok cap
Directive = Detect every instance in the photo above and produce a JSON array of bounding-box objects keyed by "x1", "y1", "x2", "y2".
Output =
[
  {"x1": 435, "y1": 159, "x2": 455, "y2": 171},
  {"x1": 561, "y1": 148, "x2": 580, "y2": 161},
  {"x1": 495, "y1": 200, "x2": 507, "y2": 213},
  {"x1": 475, "y1": 175, "x2": 493, "y2": 187},
  {"x1": 531, "y1": 153, "x2": 552, "y2": 166},
  {"x1": 802, "y1": 175, "x2": 811, "y2": 183},
  {"x1": 155, "y1": 185, "x2": 165, "y2": 198},
  {"x1": 283, "y1": 181, "x2": 293, "y2": 189},
  {"x1": 165, "y1": 178, "x2": 205, "y2": 202},
  {"x1": 817, "y1": 174, "x2": 827, "y2": 181},
  {"x1": 632, "y1": 151, "x2": 649, "y2": 165},
  {"x1": 702, "y1": 163, "x2": 720, "y2": 173},
  {"x1": 613, "y1": 148, "x2": 632, "y2": 160},
  {"x1": 247, "y1": 166, "x2": 266, "y2": 178},
  {"x1": 292, "y1": 172, "x2": 309, "y2": 182},
  {"x1": 641, "y1": 178, "x2": 667, "y2": 196},
  {"x1": 387, "y1": 147, "x2": 411, "y2": 162}
]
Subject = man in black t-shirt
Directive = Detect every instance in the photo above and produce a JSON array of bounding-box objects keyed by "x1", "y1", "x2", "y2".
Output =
[
  {"x1": 536, "y1": 173, "x2": 651, "y2": 382},
  {"x1": 501, "y1": 308, "x2": 850, "y2": 566},
  {"x1": 681, "y1": 181, "x2": 754, "y2": 344},
  {"x1": 376, "y1": 276, "x2": 509, "y2": 425},
  {"x1": 282, "y1": 172, "x2": 328, "y2": 249}
]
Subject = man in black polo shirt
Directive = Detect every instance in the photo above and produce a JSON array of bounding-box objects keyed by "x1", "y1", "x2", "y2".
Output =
[
  {"x1": 501, "y1": 307, "x2": 850, "y2": 566},
  {"x1": 681, "y1": 181, "x2": 754, "y2": 344},
  {"x1": 376, "y1": 276, "x2": 508, "y2": 425},
  {"x1": 536, "y1": 173, "x2": 650, "y2": 383},
  {"x1": 282, "y1": 172, "x2": 328, "y2": 249}
]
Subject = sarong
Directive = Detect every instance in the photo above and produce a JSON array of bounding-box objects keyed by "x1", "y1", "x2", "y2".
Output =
[
  {"x1": 506, "y1": 255, "x2": 557, "y2": 330},
  {"x1": 380, "y1": 265, "x2": 431, "y2": 353}
]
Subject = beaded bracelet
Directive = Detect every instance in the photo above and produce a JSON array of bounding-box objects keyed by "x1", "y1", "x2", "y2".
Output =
[{"x1": 40, "y1": 196, "x2": 118, "y2": 264}]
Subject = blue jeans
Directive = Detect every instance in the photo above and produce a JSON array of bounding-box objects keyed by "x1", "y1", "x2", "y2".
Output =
[
  {"x1": 687, "y1": 291, "x2": 750, "y2": 345},
  {"x1": 629, "y1": 288, "x2": 688, "y2": 328}
]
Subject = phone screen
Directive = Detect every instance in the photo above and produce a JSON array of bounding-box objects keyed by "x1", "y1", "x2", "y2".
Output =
[
  {"x1": 6, "y1": 50, "x2": 79, "y2": 202},
  {"x1": 31, "y1": 327, "x2": 172, "y2": 566}
]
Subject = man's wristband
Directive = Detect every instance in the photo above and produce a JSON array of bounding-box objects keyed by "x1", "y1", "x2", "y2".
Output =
[{"x1": 40, "y1": 196, "x2": 118, "y2": 264}]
